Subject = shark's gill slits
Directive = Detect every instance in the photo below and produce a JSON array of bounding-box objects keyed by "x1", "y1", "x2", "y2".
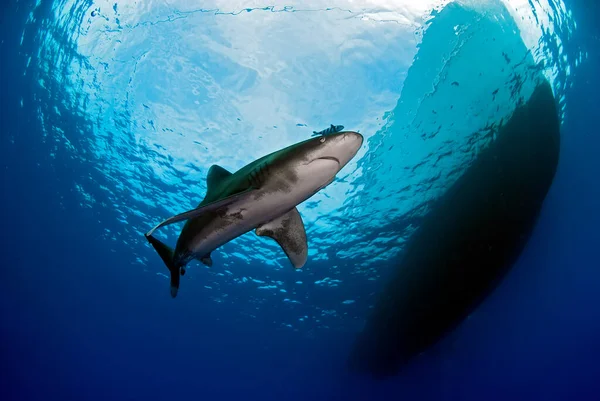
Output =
[
  {"x1": 259, "y1": 163, "x2": 267, "y2": 184},
  {"x1": 250, "y1": 170, "x2": 260, "y2": 188},
  {"x1": 265, "y1": 161, "x2": 272, "y2": 177},
  {"x1": 254, "y1": 166, "x2": 263, "y2": 187}
]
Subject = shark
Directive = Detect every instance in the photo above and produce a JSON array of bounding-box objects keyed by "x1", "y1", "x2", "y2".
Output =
[{"x1": 145, "y1": 131, "x2": 364, "y2": 297}]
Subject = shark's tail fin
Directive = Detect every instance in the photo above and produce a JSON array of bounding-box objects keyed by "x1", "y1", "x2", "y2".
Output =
[{"x1": 145, "y1": 234, "x2": 181, "y2": 298}]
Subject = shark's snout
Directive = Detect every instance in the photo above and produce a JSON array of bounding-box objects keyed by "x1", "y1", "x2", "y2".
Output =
[
  {"x1": 330, "y1": 131, "x2": 363, "y2": 168},
  {"x1": 343, "y1": 131, "x2": 364, "y2": 149}
]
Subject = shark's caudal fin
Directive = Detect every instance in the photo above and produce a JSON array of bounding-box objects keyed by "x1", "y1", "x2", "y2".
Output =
[{"x1": 145, "y1": 234, "x2": 181, "y2": 298}]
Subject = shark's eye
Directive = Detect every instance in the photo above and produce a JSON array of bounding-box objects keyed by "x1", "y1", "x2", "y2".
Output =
[{"x1": 319, "y1": 136, "x2": 326, "y2": 143}]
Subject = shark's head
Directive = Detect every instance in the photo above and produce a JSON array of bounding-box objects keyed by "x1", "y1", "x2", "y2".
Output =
[
  {"x1": 305, "y1": 131, "x2": 364, "y2": 170},
  {"x1": 282, "y1": 131, "x2": 363, "y2": 196}
]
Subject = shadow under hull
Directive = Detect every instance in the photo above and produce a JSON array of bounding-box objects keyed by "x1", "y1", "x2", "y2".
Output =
[{"x1": 348, "y1": 81, "x2": 561, "y2": 378}]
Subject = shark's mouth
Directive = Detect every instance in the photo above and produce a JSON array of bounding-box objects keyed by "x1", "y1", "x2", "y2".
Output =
[{"x1": 316, "y1": 156, "x2": 340, "y2": 165}]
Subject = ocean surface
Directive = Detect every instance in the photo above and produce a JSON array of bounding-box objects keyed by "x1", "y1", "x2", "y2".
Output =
[{"x1": 1, "y1": 0, "x2": 598, "y2": 400}]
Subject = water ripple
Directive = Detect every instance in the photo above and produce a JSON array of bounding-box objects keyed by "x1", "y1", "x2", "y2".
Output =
[{"x1": 20, "y1": 0, "x2": 583, "y2": 333}]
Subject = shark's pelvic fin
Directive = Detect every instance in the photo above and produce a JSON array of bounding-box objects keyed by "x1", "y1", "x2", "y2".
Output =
[
  {"x1": 144, "y1": 234, "x2": 181, "y2": 298},
  {"x1": 146, "y1": 187, "x2": 257, "y2": 237},
  {"x1": 196, "y1": 253, "x2": 213, "y2": 267},
  {"x1": 256, "y1": 207, "x2": 308, "y2": 269}
]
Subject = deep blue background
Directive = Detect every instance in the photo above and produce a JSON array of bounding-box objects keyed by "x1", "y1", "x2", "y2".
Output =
[{"x1": 1, "y1": 1, "x2": 599, "y2": 400}]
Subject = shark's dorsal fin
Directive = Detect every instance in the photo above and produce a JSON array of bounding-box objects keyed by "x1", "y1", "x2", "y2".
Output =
[
  {"x1": 256, "y1": 208, "x2": 308, "y2": 269},
  {"x1": 206, "y1": 165, "x2": 232, "y2": 195}
]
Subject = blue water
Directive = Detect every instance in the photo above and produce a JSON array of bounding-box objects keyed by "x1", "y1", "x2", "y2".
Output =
[{"x1": 1, "y1": 0, "x2": 598, "y2": 400}]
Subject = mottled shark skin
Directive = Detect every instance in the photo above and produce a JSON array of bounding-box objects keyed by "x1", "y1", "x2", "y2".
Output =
[{"x1": 145, "y1": 131, "x2": 363, "y2": 298}]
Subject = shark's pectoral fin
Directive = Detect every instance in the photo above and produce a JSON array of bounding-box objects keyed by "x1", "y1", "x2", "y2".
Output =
[
  {"x1": 146, "y1": 187, "x2": 257, "y2": 237},
  {"x1": 256, "y1": 208, "x2": 308, "y2": 269},
  {"x1": 196, "y1": 253, "x2": 213, "y2": 267}
]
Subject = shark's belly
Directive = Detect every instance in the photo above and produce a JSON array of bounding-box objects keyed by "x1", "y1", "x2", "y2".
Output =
[{"x1": 186, "y1": 187, "x2": 307, "y2": 257}]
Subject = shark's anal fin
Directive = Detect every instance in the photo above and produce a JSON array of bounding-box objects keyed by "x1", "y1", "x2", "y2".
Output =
[
  {"x1": 256, "y1": 208, "x2": 308, "y2": 269},
  {"x1": 146, "y1": 187, "x2": 257, "y2": 237},
  {"x1": 196, "y1": 253, "x2": 213, "y2": 267}
]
